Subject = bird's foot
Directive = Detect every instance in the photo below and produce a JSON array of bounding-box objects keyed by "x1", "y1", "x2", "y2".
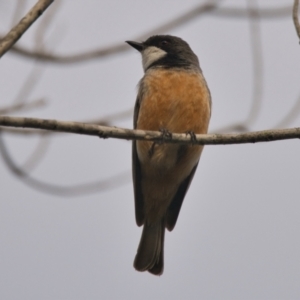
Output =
[
  {"x1": 159, "y1": 128, "x2": 172, "y2": 144},
  {"x1": 186, "y1": 131, "x2": 197, "y2": 145}
]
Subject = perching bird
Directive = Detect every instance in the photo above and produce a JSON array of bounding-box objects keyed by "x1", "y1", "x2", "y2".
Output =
[{"x1": 126, "y1": 35, "x2": 211, "y2": 275}]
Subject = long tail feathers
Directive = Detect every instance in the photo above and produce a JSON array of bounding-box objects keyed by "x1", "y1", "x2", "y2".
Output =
[{"x1": 134, "y1": 220, "x2": 165, "y2": 275}]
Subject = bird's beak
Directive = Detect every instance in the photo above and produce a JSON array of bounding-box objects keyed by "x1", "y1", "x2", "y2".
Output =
[{"x1": 126, "y1": 40, "x2": 144, "y2": 52}]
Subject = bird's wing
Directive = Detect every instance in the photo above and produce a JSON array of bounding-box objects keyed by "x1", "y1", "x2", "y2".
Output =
[
  {"x1": 166, "y1": 162, "x2": 199, "y2": 231},
  {"x1": 132, "y1": 92, "x2": 145, "y2": 226}
]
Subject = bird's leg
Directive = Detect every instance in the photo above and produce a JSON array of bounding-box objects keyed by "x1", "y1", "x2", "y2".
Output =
[
  {"x1": 148, "y1": 142, "x2": 156, "y2": 158},
  {"x1": 186, "y1": 131, "x2": 197, "y2": 145},
  {"x1": 148, "y1": 128, "x2": 172, "y2": 158},
  {"x1": 159, "y1": 128, "x2": 172, "y2": 144}
]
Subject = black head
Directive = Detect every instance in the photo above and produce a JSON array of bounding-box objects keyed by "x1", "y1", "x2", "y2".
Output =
[{"x1": 126, "y1": 35, "x2": 200, "y2": 71}]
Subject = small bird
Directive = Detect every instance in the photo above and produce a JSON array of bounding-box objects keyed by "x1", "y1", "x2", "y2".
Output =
[{"x1": 126, "y1": 35, "x2": 211, "y2": 275}]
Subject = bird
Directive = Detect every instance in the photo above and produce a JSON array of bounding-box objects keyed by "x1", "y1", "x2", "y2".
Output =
[{"x1": 126, "y1": 35, "x2": 211, "y2": 276}]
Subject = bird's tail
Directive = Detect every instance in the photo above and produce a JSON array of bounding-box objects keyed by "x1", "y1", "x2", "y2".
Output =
[{"x1": 134, "y1": 219, "x2": 165, "y2": 275}]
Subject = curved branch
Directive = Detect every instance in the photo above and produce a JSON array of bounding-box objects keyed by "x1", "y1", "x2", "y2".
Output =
[
  {"x1": 0, "y1": 0, "x2": 54, "y2": 58},
  {"x1": 0, "y1": 99, "x2": 46, "y2": 114},
  {"x1": 5, "y1": 0, "x2": 222, "y2": 64},
  {"x1": 274, "y1": 91, "x2": 300, "y2": 128},
  {"x1": 0, "y1": 132, "x2": 130, "y2": 197},
  {"x1": 293, "y1": 0, "x2": 300, "y2": 40},
  {"x1": 4, "y1": 4, "x2": 292, "y2": 64},
  {"x1": 1, "y1": 116, "x2": 300, "y2": 145},
  {"x1": 21, "y1": 134, "x2": 51, "y2": 171},
  {"x1": 245, "y1": 0, "x2": 264, "y2": 126}
]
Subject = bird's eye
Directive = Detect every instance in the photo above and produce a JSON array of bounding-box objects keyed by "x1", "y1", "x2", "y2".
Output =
[{"x1": 160, "y1": 40, "x2": 169, "y2": 46}]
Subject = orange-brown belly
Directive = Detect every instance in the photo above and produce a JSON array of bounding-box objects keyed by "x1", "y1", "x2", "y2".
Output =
[
  {"x1": 137, "y1": 69, "x2": 210, "y2": 132},
  {"x1": 136, "y1": 69, "x2": 211, "y2": 221},
  {"x1": 136, "y1": 69, "x2": 211, "y2": 166}
]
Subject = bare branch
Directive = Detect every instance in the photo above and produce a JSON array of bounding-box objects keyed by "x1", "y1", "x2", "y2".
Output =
[
  {"x1": 0, "y1": 132, "x2": 130, "y2": 197},
  {"x1": 216, "y1": 1, "x2": 264, "y2": 133},
  {"x1": 1, "y1": 116, "x2": 300, "y2": 145},
  {"x1": 6, "y1": 0, "x2": 222, "y2": 64},
  {"x1": 293, "y1": 0, "x2": 300, "y2": 40},
  {"x1": 88, "y1": 109, "x2": 132, "y2": 126},
  {"x1": 3, "y1": 3, "x2": 291, "y2": 65},
  {"x1": 0, "y1": 108, "x2": 133, "y2": 135},
  {"x1": 212, "y1": 5, "x2": 291, "y2": 19},
  {"x1": 210, "y1": 123, "x2": 249, "y2": 134},
  {"x1": 0, "y1": 0, "x2": 54, "y2": 58},
  {"x1": 245, "y1": 0, "x2": 264, "y2": 126},
  {"x1": 11, "y1": 0, "x2": 28, "y2": 27},
  {"x1": 274, "y1": 92, "x2": 300, "y2": 128},
  {"x1": 0, "y1": 99, "x2": 46, "y2": 115},
  {"x1": 21, "y1": 134, "x2": 50, "y2": 171},
  {"x1": 34, "y1": 0, "x2": 61, "y2": 48}
]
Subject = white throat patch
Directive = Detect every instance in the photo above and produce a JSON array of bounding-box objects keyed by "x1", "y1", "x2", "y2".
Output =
[{"x1": 142, "y1": 46, "x2": 167, "y2": 71}]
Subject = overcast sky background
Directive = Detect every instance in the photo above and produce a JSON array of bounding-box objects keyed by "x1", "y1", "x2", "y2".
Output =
[{"x1": 0, "y1": 1, "x2": 300, "y2": 299}]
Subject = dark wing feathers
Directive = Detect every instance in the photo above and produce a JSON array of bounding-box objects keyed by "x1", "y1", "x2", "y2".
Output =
[
  {"x1": 133, "y1": 82, "x2": 199, "y2": 229},
  {"x1": 166, "y1": 162, "x2": 199, "y2": 231},
  {"x1": 132, "y1": 95, "x2": 145, "y2": 226}
]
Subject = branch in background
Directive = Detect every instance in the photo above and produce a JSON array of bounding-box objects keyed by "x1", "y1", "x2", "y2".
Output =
[
  {"x1": 0, "y1": 0, "x2": 54, "y2": 58},
  {"x1": 274, "y1": 91, "x2": 300, "y2": 128},
  {"x1": 0, "y1": 1, "x2": 298, "y2": 197},
  {"x1": 1, "y1": 116, "x2": 300, "y2": 145},
  {"x1": 205, "y1": 1, "x2": 264, "y2": 134},
  {"x1": 0, "y1": 132, "x2": 130, "y2": 197},
  {"x1": 34, "y1": 0, "x2": 62, "y2": 48},
  {"x1": 88, "y1": 108, "x2": 132, "y2": 126},
  {"x1": 11, "y1": 0, "x2": 28, "y2": 27},
  {"x1": 245, "y1": 0, "x2": 263, "y2": 126},
  {"x1": 210, "y1": 123, "x2": 249, "y2": 134},
  {"x1": 0, "y1": 99, "x2": 46, "y2": 115},
  {"x1": 0, "y1": 0, "x2": 69, "y2": 176},
  {"x1": 4, "y1": 4, "x2": 291, "y2": 65},
  {"x1": 293, "y1": 0, "x2": 300, "y2": 40},
  {"x1": 21, "y1": 134, "x2": 50, "y2": 171},
  {"x1": 212, "y1": 5, "x2": 291, "y2": 19},
  {"x1": 7, "y1": 0, "x2": 221, "y2": 64},
  {"x1": 9, "y1": 0, "x2": 62, "y2": 105},
  {"x1": 135, "y1": 0, "x2": 222, "y2": 38},
  {"x1": 9, "y1": 10, "x2": 57, "y2": 105}
]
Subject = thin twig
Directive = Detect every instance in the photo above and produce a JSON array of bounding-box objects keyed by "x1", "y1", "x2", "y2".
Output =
[
  {"x1": 274, "y1": 92, "x2": 300, "y2": 128},
  {"x1": 210, "y1": 2, "x2": 264, "y2": 134},
  {"x1": 212, "y1": 5, "x2": 291, "y2": 19},
  {"x1": 0, "y1": 116, "x2": 300, "y2": 145},
  {"x1": 216, "y1": 1, "x2": 264, "y2": 132},
  {"x1": 293, "y1": 0, "x2": 300, "y2": 40},
  {"x1": 0, "y1": 99, "x2": 46, "y2": 115},
  {"x1": 13, "y1": 67, "x2": 45, "y2": 105},
  {"x1": 0, "y1": 0, "x2": 54, "y2": 58},
  {"x1": 11, "y1": 0, "x2": 28, "y2": 27},
  {"x1": 245, "y1": 0, "x2": 263, "y2": 126},
  {"x1": 2, "y1": 1, "x2": 66, "y2": 174},
  {"x1": 210, "y1": 123, "x2": 249, "y2": 134},
  {"x1": 34, "y1": 0, "x2": 61, "y2": 48},
  {"x1": 89, "y1": 108, "x2": 132, "y2": 126},
  {"x1": 11, "y1": 3, "x2": 58, "y2": 105},
  {"x1": 21, "y1": 134, "x2": 51, "y2": 171}
]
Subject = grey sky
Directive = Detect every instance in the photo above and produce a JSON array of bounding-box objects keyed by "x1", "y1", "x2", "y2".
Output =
[{"x1": 0, "y1": 1, "x2": 299, "y2": 299}]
